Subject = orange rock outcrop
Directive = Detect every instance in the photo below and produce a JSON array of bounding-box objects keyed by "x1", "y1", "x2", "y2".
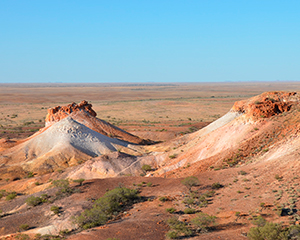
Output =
[
  {"x1": 232, "y1": 91, "x2": 298, "y2": 119},
  {"x1": 44, "y1": 100, "x2": 152, "y2": 145},
  {"x1": 45, "y1": 100, "x2": 96, "y2": 125}
]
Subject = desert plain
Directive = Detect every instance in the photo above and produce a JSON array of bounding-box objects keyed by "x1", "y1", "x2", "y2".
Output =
[{"x1": 1, "y1": 82, "x2": 300, "y2": 239}]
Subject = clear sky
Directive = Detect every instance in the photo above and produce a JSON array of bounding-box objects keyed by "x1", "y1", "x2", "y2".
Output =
[{"x1": 0, "y1": 1, "x2": 299, "y2": 83}]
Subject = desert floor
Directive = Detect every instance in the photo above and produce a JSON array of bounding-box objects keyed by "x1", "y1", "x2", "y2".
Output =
[{"x1": 1, "y1": 81, "x2": 300, "y2": 141}]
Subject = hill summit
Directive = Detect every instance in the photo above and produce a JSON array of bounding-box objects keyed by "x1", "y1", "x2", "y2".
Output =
[
  {"x1": 0, "y1": 101, "x2": 152, "y2": 179},
  {"x1": 45, "y1": 100, "x2": 152, "y2": 145}
]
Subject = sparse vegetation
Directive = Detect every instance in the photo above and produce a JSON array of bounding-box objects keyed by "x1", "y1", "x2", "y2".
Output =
[
  {"x1": 252, "y1": 215, "x2": 267, "y2": 227},
  {"x1": 141, "y1": 164, "x2": 152, "y2": 172},
  {"x1": 146, "y1": 182, "x2": 152, "y2": 187},
  {"x1": 211, "y1": 182, "x2": 223, "y2": 189},
  {"x1": 52, "y1": 179, "x2": 73, "y2": 198},
  {"x1": 159, "y1": 196, "x2": 169, "y2": 202},
  {"x1": 73, "y1": 178, "x2": 85, "y2": 186},
  {"x1": 50, "y1": 206, "x2": 61, "y2": 215},
  {"x1": 247, "y1": 221, "x2": 300, "y2": 240},
  {"x1": 75, "y1": 187, "x2": 140, "y2": 229},
  {"x1": 19, "y1": 224, "x2": 29, "y2": 231},
  {"x1": 238, "y1": 170, "x2": 247, "y2": 175},
  {"x1": 14, "y1": 234, "x2": 30, "y2": 240},
  {"x1": 181, "y1": 176, "x2": 200, "y2": 192},
  {"x1": 165, "y1": 217, "x2": 193, "y2": 239},
  {"x1": 26, "y1": 196, "x2": 42, "y2": 207},
  {"x1": 275, "y1": 174, "x2": 283, "y2": 181},
  {"x1": 191, "y1": 212, "x2": 216, "y2": 233},
  {"x1": 166, "y1": 207, "x2": 176, "y2": 214},
  {"x1": 184, "y1": 208, "x2": 196, "y2": 214},
  {"x1": 6, "y1": 192, "x2": 17, "y2": 201},
  {"x1": 183, "y1": 196, "x2": 195, "y2": 206},
  {"x1": 0, "y1": 190, "x2": 7, "y2": 199},
  {"x1": 26, "y1": 172, "x2": 34, "y2": 178}
]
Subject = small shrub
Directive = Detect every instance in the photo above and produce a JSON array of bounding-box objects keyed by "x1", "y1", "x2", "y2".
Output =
[
  {"x1": 169, "y1": 154, "x2": 177, "y2": 159},
  {"x1": 59, "y1": 229, "x2": 71, "y2": 236},
  {"x1": 0, "y1": 190, "x2": 7, "y2": 199},
  {"x1": 6, "y1": 192, "x2": 17, "y2": 201},
  {"x1": 181, "y1": 176, "x2": 200, "y2": 192},
  {"x1": 198, "y1": 198, "x2": 208, "y2": 208},
  {"x1": 50, "y1": 206, "x2": 60, "y2": 215},
  {"x1": 166, "y1": 230, "x2": 178, "y2": 239},
  {"x1": 252, "y1": 215, "x2": 267, "y2": 227},
  {"x1": 166, "y1": 217, "x2": 193, "y2": 238},
  {"x1": 238, "y1": 171, "x2": 247, "y2": 175},
  {"x1": 184, "y1": 208, "x2": 196, "y2": 214},
  {"x1": 26, "y1": 172, "x2": 34, "y2": 178},
  {"x1": 275, "y1": 174, "x2": 283, "y2": 181},
  {"x1": 211, "y1": 182, "x2": 223, "y2": 189},
  {"x1": 191, "y1": 212, "x2": 216, "y2": 233},
  {"x1": 159, "y1": 196, "x2": 168, "y2": 202},
  {"x1": 19, "y1": 224, "x2": 29, "y2": 231},
  {"x1": 146, "y1": 182, "x2": 152, "y2": 187},
  {"x1": 52, "y1": 179, "x2": 73, "y2": 198},
  {"x1": 183, "y1": 197, "x2": 195, "y2": 206},
  {"x1": 141, "y1": 164, "x2": 152, "y2": 172},
  {"x1": 15, "y1": 234, "x2": 30, "y2": 240},
  {"x1": 203, "y1": 190, "x2": 215, "y2": 198},
  {"x1": 41, "y1": 194, "x2": 49, "y2": 203},
  {"x1": 166, "y1": 208, "x2": 176, "y2": 214},
  {"x1": 26, "y1": 196, "x2": 42, "y2": 207},
  {"x1": 75, "y1": 187, "x2": 139, "y2": 229},
  {"x1": 73, "y1": 178, "x2": 85, "y2": 186},
  {"x1": 247, "y1": 222, "x2": 289, "y2": 240}
]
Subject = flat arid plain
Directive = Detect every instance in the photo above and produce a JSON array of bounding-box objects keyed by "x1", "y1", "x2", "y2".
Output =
[
  {"x1": 2, "y1": 82, "x2": 300, "y2": 140},
  {"x1": 1, "y1": 82, "x2": 300, "y2": 240}
]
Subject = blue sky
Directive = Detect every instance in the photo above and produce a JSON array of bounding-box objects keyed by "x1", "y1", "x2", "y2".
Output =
[{"x1": 0, "y1": 1, "x2": 299, "y2": 83}]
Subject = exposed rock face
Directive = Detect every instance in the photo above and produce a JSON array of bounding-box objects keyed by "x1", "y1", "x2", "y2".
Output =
[
  {"x1": 232, "y1": 91, "x2": 298, "y2": 120},
  {"x1": 0, "y1": 101, "x2": 153, "y2": 178},
  {"x1": 44, "y1": 100, "x2": 152, "y2": 145},
  {"x1": 149, "y1": 91, "x2": 300, "y2": 178},
  {"x1": 0, "y1": 139, "x2": 18, "y2": 151},
  {"x1": 0, "y1": 117, "x2": 136, "y2": 179},
  {"x1": 45, "y1": 100, "x2": 96, "y2": 126}
]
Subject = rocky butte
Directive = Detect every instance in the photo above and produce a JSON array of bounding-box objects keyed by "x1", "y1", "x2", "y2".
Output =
[{"x1": 0, "y1": 101, "x2": 154, "y2": 180}]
